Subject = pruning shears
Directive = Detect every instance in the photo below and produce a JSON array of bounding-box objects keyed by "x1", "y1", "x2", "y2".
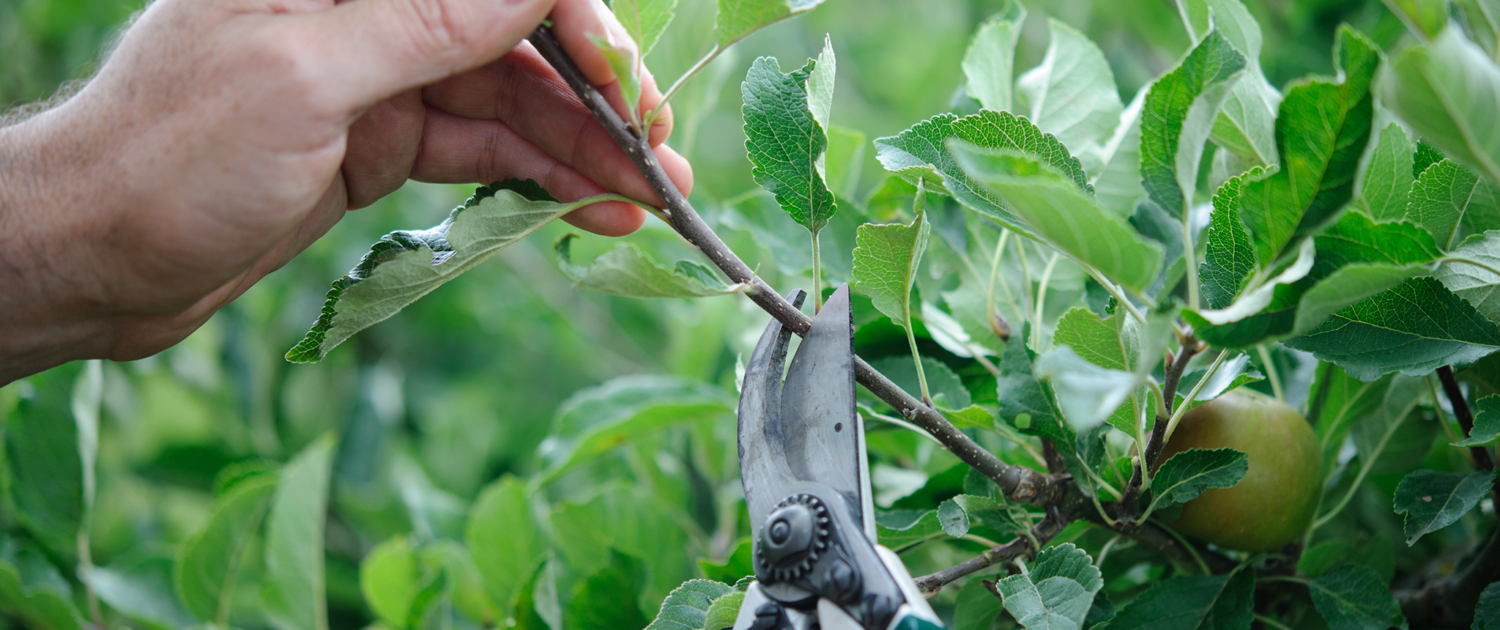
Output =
[{"x1": 733, "y1": 285, "x2": 944, "y2": 630}]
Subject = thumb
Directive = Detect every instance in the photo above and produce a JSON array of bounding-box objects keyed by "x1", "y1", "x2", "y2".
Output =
[{"x1": 303, "y1": 0, "x2": 557, "y2": 109}]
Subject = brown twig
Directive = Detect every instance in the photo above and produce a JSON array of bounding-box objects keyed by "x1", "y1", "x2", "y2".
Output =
[
  {"x1": 913, "y1": 508, "x2": 1070, "y2": 593},
  {"x1": 527, "y1": 23, "x2": 1232, "y2": 577},
  {"x1": 1116, "y1": 335, "x2": 1201, "y2": 520},
  {"x1": 1437, "y1": 366, "x2": 1497, "y2": 473}
]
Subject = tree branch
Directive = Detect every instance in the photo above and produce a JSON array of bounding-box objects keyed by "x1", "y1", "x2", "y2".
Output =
[
  {"x1": 913, "y1": 508, "x2": 1070, "y2": 593},
  {"x1": 526, "y1": 26, "x2": 1057, "y2": 506},
  {"x1": 1437, "y1": 366, "x2": 1497, "y2": 473},
  {"x1": 1117, "y1": 335, "x2": 1201, "y2": 521}
]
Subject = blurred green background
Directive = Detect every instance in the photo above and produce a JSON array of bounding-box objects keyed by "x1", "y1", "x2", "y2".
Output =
[{"x1": 0, "y1": 0, "x2": 1412, "y2": 628}]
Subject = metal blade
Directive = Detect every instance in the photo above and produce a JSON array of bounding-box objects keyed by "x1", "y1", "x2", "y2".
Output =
[
  {"x1": 739, "y1": 289, "x2": 807, "y2": 539},
  {"x1": 779, "y1": 285, "x2": 866, "y2": 531}
]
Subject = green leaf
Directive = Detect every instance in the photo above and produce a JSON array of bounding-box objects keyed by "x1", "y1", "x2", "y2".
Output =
[
  {"x1": 997, "y1": 544, "x2": 1102, "y2": 630},
  {"x1": 697, "y1": 540, "x2": 754, "y2": 585},
  {"x1": 361, "y1": 537, "x2": 420, "y2": 629},
  {"x1": 1238, "y1": 27, "x2": 1380, "y2": 268},
  {"x1": 537, "y1": 375, "x2": 733, "y2": 485},
  {"x1": 1457, "y1": 0, "x2": 1500, "y2": 60},
  {"x1": 825, "y1": 124, "x2": 867, "y2": 199},
  {"x1": 590, "y1": 33, "x2": 642, "y2": 123},
  {"x1": 1199, "y1": 167, "x2": 1268, "y2": 310},
  {"x1": 1477, "y1": 581, "x2": 1500, "y2": 630},
  {"x1": 941, "y1": 405, "x2": 998, "y2": 432},
  {"x1": 1092, "y1": 90, "x2": 1148, "y2": 217},
  {"x1": 1384, "y1": 0, "x2": 1449, "y2": 39},
  {"x1": 466, "y1": 477, "x2": 547, "y2": 618},
  {"x1": 612, "y1": 0, "x2": 676, "y2": 58},
  {"x1": 714, "y1": 0, "x2": 823, "y2": 47},
  {"x1": 1307, "y1": 565, "x2": 1408, "y2": 630},
  {"x1": 995, "y1": 328, "x2": 1071, "y2": 448},
  {"x1": 1053, "y1": 307, "x2": 1138, "y2": 373},
  {"x1": 1350, "y1": 376, "x2": 1432, "y2": 475},
  {"x1": 424, "y1": 541, "x2": 497, "y2": 627},
  {"x1": 1139, "y1": 29, "x2": 1247, "y2": 218},
  {"x1": 1034, "y1": 345, "x2": 1137, "y2": 432},
  {"x1": 948, "y1": 143, "x2": 1164, "y2": 292},
  {"x1": 1380, "y1": 27, "x2": 1500, "y2": 187},
  {"x1": 962, "y1": 4, "x2": 1027, "y2": 112},
  {"x1": 874, "y1": 110, "x2": 1091, "y2": 240},
  {"x1": 941, "y1": 494, "x2": 1029, "y2": 536},
  {"x1": 1016, "y1": 18, "x2": 1124, "y2": 153},
  {"x1": 88, "y1": 556, "x2": 195, "y2": 630},
  {"x1": 875, "y1": 510, "x2": 945, "y2": 551},
  {"x1": 1458, "y1": 394, "x2": 1500, "y2": 446},
  {"x1": 1360, "y1": 123, "x2": 1416, "y2": 222},
  {"x1": 286, "y1": 180, "x2": 604, "y2": 363},
  {"x1": 564, "y1": 550, "x2": 648, "y2": 630},
  {"x1": 1310, "y1": 366, "x2": 1394, "y2": 469},
  {"x1": 1184, "y1": 0, "x2": 1281, "y2": 168},
  {"x1": 742, "y1": 56, "x2": 837, "y2": 236},
  {"x1": 510, "y1": 556, "x2": 559, "y2": 630},
  {"x1": 1406, "y1": 160, "x2": 1500, "y2": 250},
  {"x1": 703, "y1": 590, "x2": 744, "y2": 630},
  {"x1": 1440, "y1": 232, "x2": 1500, "y2": 319},
  {"x1": 175, "y1": 473, "x2": 278, "y2": 624},
  {"x1": 1098, "y1": 568, "x2": 1255, "y2": 630},
  {"x1": 1146, "y1": 447, "x2": 1248, "y2": 511},
  {"x1": 1394, "y1": 469, "x2": 1498, "y2": 545},
  {"x1": 1285, "y1": 277, "x2": 1500, "y2": 380},
  {"x1": 262, "y1": 435, "x2": 335, "y2": 630},
  {"x1": 555, "y1": 234, "x2": 745, "y2": 298},
  {"x1": 854, "y1": 209, "x2": 931, "y2": 330},
  {"x1": 806, "y1": 37, "x2": 835, "y2": 139},
  {"x1": 954, "y1": 578, "x2": 1005, "y2": 630},
  {"x1": 0, "y1": 537, "x2": 83, "y2": 630},
  {"x1": 645, "y1": 580, "x2": 735, "y2": 630},
  {"x1": 4, "y1": 366, "x2": 83, "y2": 556},
  {"x1": 870, "y1": 355, "x2": 971, "y2": 409}
]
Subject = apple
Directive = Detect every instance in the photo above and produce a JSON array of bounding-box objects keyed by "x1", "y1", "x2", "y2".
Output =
[{"x1": 1154, "y1": 391, "x2": 1323, "y2": 552}]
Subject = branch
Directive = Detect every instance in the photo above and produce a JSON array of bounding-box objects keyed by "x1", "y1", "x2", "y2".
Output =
[
  {"x1": 913, "y1": 508, "x2": 1070, "y2": 593},
  {"x1": 526, "y1": 26, "x2": 1057, "y2": 506},
  {"x1": 1437, "y1": 366, "x2": 1497, "y2": 473},
  {"x1": 1399, "y1": 524, "x2": 1500, "y2": 629},
  {"x1": 1117, "y1": 334, "x2": 1201, "y2": 521}
]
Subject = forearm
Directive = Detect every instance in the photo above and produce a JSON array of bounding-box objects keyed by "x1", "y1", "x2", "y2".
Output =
[{"x1": 0, "y1": 111, "x2": 116, "y2": 383}]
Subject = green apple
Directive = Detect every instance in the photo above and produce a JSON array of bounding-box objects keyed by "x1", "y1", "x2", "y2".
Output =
[{"x1": 1155, "y1": 391, "x2": 1322, "y2": 552}]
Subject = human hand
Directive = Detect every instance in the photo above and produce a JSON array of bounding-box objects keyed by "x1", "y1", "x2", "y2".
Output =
[{"x1": 0, "y1": 0, "x2": 691, "y2": 381}]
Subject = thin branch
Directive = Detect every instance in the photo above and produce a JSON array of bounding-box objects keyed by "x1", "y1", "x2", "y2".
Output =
[
  {"x1": 1117, "y1": 335, "x2": 1201, "y2": 519},
  {"x1": 913, "y1": 508, "x2": 1070, "y2": 593},
  {"x1": 1437, "y1": 366, "x2": 1497, "y2": 472},
  {"x1": 527, "y1": 26, "x2": 1059, "y2": 506}
]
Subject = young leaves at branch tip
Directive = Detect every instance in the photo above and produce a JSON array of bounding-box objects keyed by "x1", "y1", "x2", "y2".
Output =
[
  {"x1": 853, "y1": 186, "x2": 933, "y2": 401},
  {"x1": 1139, "y1": 29, "x2": 1246, "y2": 221}
]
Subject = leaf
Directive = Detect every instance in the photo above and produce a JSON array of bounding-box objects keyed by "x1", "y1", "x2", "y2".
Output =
[
  {"x1": 1098, "y1": 568, "x2": 1255, "y2": 630},
  {"x1": 88, "y1": 556, "x2": 195, "y2": 630},
  {"x1": 697, "y1": 540, "x2": 754, "y2": 585},
  {"x1": 875, "y1": 510, "x2": 945, "y2": 551},
  {"x1": 997, "y1": 544, "x2": 1102, "y2": 630},
  {"x1": 1310, "y1": 366, "x2": 1394, "y2": 469},
  {"x1": 1478, "y1": 581, "x2": 1500, "y2": 630},
  {"x1": 1092, "y1": 89, "x2": 1148, "y2": 217},
  {"x1": 4, "y1": 365, "x2": 83, "y2": 556},
  {"x1": 962, "y1": 4, "x2": 1027, "y2": 112},
  {"x1": 466, "y1": 477, "x2": 547, "y2": 618},
  {"x1": 1360, "y1": 123, "x2": 1416, "y2": 222},
  {"x1": 1458, "y1": 394, "x2": 1500, "y2": 446},
  {"x1": 555, "y1": 234, "x2": 745, "y2": 298},
  {"x1": 1183, "y1": 0, "x2": 1281, "y2": 168},
  {"x1": 564, "y1": 550, "x2": 648, "y2": 630},
  {"x1": 537, "y1": 375, "x2": 733, "y2": 484},
  {"x1": 612, "y1": 0, "x2": 676, "y2": 58},
  {"x1": 1147, "y1": 448, "x2": 1248, "y2": 511},
  {"x1": 645, "y1": 579, "x2": 735, "y2": 630},
  {"x1": 512, "y1": 557, "x2": 559, "y2": 630},
  {"x1": 703, "y1": 590, "x2": 744, "y2": 630},
  {"x1": 954, "y1": 578, "x2": 1005, "y2": 630},
  {"x1": 0, "y1": 537, "x2": 83, "y2": 630},
  {"x1": 1139, "y1": 29, "x2": 1247, "y2": 218},
  {"x1": 1380, "y1": 27, "x2": 1500, "y2": 187},
  {"x1": 1285, "y1": 277, "x2": 1500, "y2": 380},
  {"x1": 1199, "y1": 167, "x2": 1268, "y2": 310},
  {"x1": 1034, "y1": 345, "x2": 1137, "y2": 432},
  {"x1": 286, "y1": 180, "x2": 603, "y2": 363},
  {"x1": 854, "y1": 209, "x2": 931, "y2": 329},
  {"x1": 948, "y1": 143, "x2": 1164, "y2": 292},
  {"x1": 361, "y1": 537, "x2": 420, "y2": 629},
  {"x1": 1015, "y1": 18, "x2": 1124, "y2": 153},
  {"x1": 825, "y1": 124, "x2": 866, "y2": 199},
  {"x1": 1406, "y1": 159, "x2": 1500, "y2": 250},
  {"x1": 714, "y1": 0, "x2": 823, "y2": 47},
  {"x1": 1384, "y1": 0, "x2": 1449, "y2": 39},
  {"x1": 1293, "y1": 264, "x2": 1429, "y2": 337},
  {"x1": 425, "y1": 541, "x2": 497, "y2": 628},
  {"x1": 175, "y1": 473, "x2": 278, "y2": 623},
  {"x1": 941, "y1": 405, "x2": 997, "y2": 432},
  {"x1": 1440, "y1": 232, "x2": 1500, "y2": 320},
  {"x1": 1349, "y1": 376, "x2": 1431, "y2": 475},
  {"x1": 1238, "y1": 27, "x2": 1380, "y2": 268},
  {"x1": 262, "y1": 435, "x2": 335, "y2": 630},
  {"x1": 742, "y1": 55, "x2": 837, "y2": 235},
  {"x1": 1393, "y1": 469, "x2": 1497, "y2": 545},
  {"x1": 1307, "y1": 565, "x2": 1408, "y2": 630},
  {"x1": 874, "y1": 110, "x2": 1091, "y2": 240},
  {"x1": 590, "y1": 33, "x2": 642, "y2": 123},
  {"x1": 995, "y1": 328, "x2": 1071, "y2": 448},
  {"x1": 942, "y1": 494, "x2": 1029, "y2": 536},
  {"x1": 806, "y1": 37, "x2": 835, "y2": 140},
  {"x1": 1194, "y1": 238, "x2": 1315, "y2": 325},
  {"x1": 1457, "y1": 0, "x2": 1500, "y2": 60}
]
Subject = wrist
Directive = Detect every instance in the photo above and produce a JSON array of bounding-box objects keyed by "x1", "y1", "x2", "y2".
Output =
[{"x1": 0, "y1": 112, "x2": 118, "y2": 382}]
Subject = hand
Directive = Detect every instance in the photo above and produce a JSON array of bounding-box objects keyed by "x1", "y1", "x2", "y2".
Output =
[{"x1": 0, "y1": 0, "x2": 692, "y2": 382}]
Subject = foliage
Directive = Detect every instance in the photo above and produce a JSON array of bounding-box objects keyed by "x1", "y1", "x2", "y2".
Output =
[{"x1": 7, "y1": 0, "x2": 1500, "y2": 629}]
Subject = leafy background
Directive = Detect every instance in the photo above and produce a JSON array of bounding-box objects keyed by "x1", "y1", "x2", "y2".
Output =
[{"x1": 0, "y1": 0, "x2": 1485, "y2": 629}]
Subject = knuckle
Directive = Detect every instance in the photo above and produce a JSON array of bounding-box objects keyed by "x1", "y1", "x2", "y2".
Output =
[{"x1": 397, "y1": 0, "x2": 478, "y2": 62}]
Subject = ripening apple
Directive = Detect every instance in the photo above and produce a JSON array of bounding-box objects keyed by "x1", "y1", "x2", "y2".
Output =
[{"x1": 1154, "y1": 391, "x2": 1323, "y2": 552}]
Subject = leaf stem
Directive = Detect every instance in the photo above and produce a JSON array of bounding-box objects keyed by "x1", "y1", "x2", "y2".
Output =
[
  {"x1": 811, "y1": 231, "x2": 823, "y2": 312},
  {"x1": 1084, "y1": 267, "x2": 1150, "y2": 325},
  {"x1": 1157, "y1": 522, "x2": 1212, "y2": 574},
  {"x1": 1256, "y1": 345, "x2": 1285, "y2": 402},
  {"x1": 1183, "y1": 211, "x2": 1200, "y2": 309},
  {"x1": 1437, "y1": 366, "x2": 1499, "y2": 500},
  {"x1": 988, "y1": 229, "x2": 1017, "y2": 334},
  {"x1": 648, "y1": 44, "x2": 723, "y2": 126},
  {"x1": 1164, "y1": 349, "x2": 1227, "y2": 441},
  {"x1": 1255, "y1": 614, "x2": 1295, "y2": 630},
  {"x1": 906, "y1": 319, "x2": 932, "y2": 405},
  {"x1": 1033, "y1": 252, "x2": 1061, "y2": 351}
]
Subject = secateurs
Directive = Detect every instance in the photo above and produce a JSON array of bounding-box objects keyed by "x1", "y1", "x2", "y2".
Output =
[{"x1": 733, "y1": 284, "x2": 944, "y2": 630}]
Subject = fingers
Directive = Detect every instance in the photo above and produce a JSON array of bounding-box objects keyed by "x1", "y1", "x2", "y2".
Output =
[
  {"x1": 298, "y1": 0, "x2": 556, "y2": 109},
  {"x1": 546, "y1": 0, "x2": 667, "y2": 127},
  {"x1": 343, "y1": 90, "x2": 426, "y2": 209},
  {"x1": 410, "y1": 109, "x2": 647, "y2": 235}
]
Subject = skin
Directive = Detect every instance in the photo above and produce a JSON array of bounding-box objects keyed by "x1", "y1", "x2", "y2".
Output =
[
  {"x1": 0, "y1": 0, "x2": 692, "y2": 384},
  {"x1": 1156, "y1": 391, "x2": 1323, "y2": 552}
]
